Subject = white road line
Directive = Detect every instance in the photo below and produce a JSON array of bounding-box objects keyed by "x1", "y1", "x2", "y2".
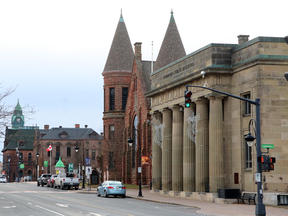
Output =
[
  {"x1": 2, "y1": 206, "x2": 16, "y2": 208},
  {"x1": 35, "y1": 205, "x2": 66, "y2": 216},
  {"x1": 88, "y1": 213, "x2": 106, "y2": 216},
  {"x1": 56, "y1": 203, "x2": 69, "y2": 207},
  {"x1": 27, "y1": 202, "x2": 32, "y2": 205}
]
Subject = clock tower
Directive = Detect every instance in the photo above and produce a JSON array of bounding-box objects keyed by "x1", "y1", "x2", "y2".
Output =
[{"x1": 12, "y1": 99, "x2": 25, "y2": 129}]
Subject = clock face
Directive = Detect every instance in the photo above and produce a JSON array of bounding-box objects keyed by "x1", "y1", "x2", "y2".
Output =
[{"x1": 16, "y1": 118, "x2": 21, "y2": 123}]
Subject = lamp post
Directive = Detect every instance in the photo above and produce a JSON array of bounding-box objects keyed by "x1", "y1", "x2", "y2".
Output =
[
  {"x1": 15, "y1": 147, "x2": 20, "y2": 182},
  {"x1": 127, "y1": 135, "x2": 143, "y2": 197},
  {"x1": 75, "y1": 144, "x2": 85, "y2": 189},
  {"x1": 7, "y1": 157, "x2": 10, "y2": 183},
  {"x1": 186, "y1": 84, "x2": 265, "y2": 216},
  {"x1": 36, "y1": 152, "x2": 39, "y2": 179}
]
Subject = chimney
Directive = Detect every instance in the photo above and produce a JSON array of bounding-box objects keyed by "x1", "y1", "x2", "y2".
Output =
[
  {"x1": 238, "y1": 35, "x2": 249, "y2": 44},
  {"x1": 44, "y1": 125, "x2": 49, "y2": 130},
  {"x1": 134, "y1": 42, "x2": 142, "y2": 61},
  {"x1": 75, "y1": 124, "x2": 80, "y2": 128},
  {"x1": 100, "y1": 132, "x2": 104, "y2": 136},
  {"x1": 59, "y1": 126, "x2": 62, "y2": 128},
  {"x1": 85, "y1": 125, "x2": 88, "y2": 128}
]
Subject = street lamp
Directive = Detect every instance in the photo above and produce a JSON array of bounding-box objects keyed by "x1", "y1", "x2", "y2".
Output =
[
  {"x1": 36, "y1": 152, "x2": 39, "y2": 179},
  {"x1": 284, "y1": 37, "x2": 288, "y2": 81},
  {"x1": 186, "y1": 84, "x2": 266, "y2": 216},
  {"x1": 127, "y1": 135, "x2": 143, "y2": 197},
  {"x1": 75, "y1": 144, "x2": 85, "y2": 189},
  {"x1": 15, "y1": 147, "x2": 20, "y2": 182}
]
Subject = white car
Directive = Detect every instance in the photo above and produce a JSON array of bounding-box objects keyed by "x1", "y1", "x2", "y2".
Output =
[{"x1": 0, "y1": 176, "x2": 7, "y2": 183}]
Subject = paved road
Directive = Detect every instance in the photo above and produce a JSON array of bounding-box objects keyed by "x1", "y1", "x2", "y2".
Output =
[{"x1": 0, "y1": 183, "x2": 209, "y2": 216}]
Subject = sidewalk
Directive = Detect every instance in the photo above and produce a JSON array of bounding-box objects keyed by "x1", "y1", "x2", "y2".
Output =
[{"x1": 80, "y1": 188, "x2": 288, "y2": 216}]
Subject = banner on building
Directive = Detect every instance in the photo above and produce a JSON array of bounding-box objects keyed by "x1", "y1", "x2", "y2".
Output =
[
  {"x1": 44, "y1": 161, "x2": 48, "y2": 167},
  {"x1": 141, "y1": 156, "x2": 149, "y2": 166}
]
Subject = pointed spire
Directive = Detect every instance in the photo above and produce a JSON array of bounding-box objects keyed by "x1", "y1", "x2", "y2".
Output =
[
  {"x1": 119, "y1": 9, "x2": 124, "y2": 22},
  {"x1": 15, "y1": 99, "x2": 22, "y2": 110},
  {"x1": 103, "y1": 10, "x2": 134, "y2": 73},
  {"x1": 154, "y1": 11, "x2": 186, "y2": 72}
]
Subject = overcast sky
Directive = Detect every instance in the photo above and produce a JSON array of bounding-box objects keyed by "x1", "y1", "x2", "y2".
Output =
[{"x1": 1, "y1": 0, "x2": 287, "y2": 154}]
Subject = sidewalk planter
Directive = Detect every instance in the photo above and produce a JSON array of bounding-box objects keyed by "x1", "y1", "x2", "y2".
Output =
[{"x1": 218, "y1": 189, "x2": 240, "y2": 199}]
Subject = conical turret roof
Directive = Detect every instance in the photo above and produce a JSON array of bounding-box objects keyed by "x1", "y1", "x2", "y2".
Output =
[
  {"x1": 103, "y1": 11, "x2": 134, "y2": 73},
  {"x1": 55, "y1": 157, "x2": 65, "y2": 168},
  {"x1": 15, "y1": 99, "x2": 22, "y2": 110},
  {"x1": 154, "y1": 10, "x2": 186, "y2": 72}
]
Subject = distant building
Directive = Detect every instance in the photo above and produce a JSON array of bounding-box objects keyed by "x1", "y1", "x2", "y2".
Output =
[
  {"x1": 34, "y1": 124, "x2": 103, "y2": 184},
  {"x1": 2, "y1": 100, "x2": 36, "y2": 182}
]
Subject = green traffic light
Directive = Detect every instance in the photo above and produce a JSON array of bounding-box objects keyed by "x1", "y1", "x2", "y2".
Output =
[{"x1": 185, "y1": 103, "x2": 190, "y2": 108}]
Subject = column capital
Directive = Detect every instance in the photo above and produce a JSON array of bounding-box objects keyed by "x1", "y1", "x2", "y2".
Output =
[
  {"x1": 206, "y1": 95, "x2": 224, "y2": 101},
  {"x1": 159, "y1": 108, "x2": 171, "y2": 113},
  {"x1": 194, "y1": 97, "x2": 209, "y2": 105}
]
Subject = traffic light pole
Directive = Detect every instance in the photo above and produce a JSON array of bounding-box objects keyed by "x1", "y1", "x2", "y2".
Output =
[{"x1": 186, "y1": 85, "x2": 266, "y2": 216}]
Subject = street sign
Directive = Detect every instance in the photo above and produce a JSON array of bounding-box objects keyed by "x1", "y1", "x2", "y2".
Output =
[
  {"x1": 255, "y1": 173, "x2": 261, "y2": 182},
  {"x1": 68, "y1": 163, "x2": 73, "y2": 172},
  {"x1": 85, "y1": 158, "x2": 91, "y2": 166},
  {"x1": 262, "y1": 144, "x2": 274, "y2": 149},
  {"x1": 86, "y1": 166, "x2": 92, "y2": 175},
  {"x1": 44, "y1": 161, "x2": 48, "y2": 167},
  {"x1": 19, "y1": 164, "x2": 24, "y2": 169},
  {"x1": 138, "y1": 167, "x2": 141, "y2": 173}
]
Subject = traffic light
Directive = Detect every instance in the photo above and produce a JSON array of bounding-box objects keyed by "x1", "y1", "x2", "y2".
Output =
[
  {"x1": 184, "y1": 90, "x2": 192, "y2": 108},
  {"x1": 267, "y1": 157, "x2": 276, "y2": 171},
  {"x1": 258, "y1": 155, "x2": 276, "y2": 172}
]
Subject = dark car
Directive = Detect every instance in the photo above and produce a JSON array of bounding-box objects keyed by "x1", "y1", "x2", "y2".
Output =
[
  {"x1": 37, "y1": 174, "x2": 52, "y2": 187},
  {"x1": 97, "y1": 181, "x2": 126, "y2": 198},
  {"x1": 47, "y1": 174, "x2": 57, "y2": 188}
]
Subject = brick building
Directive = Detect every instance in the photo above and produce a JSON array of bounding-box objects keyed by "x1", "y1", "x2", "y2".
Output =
[
  {"x1": 122, "y1": 42, "x2": 153, "y2": 185},
  {"x1": 102, "y1": 12, "x2": 134, "y2": 181},
  {"x1": 2, "y1": 100, "x2": 36, "y2": 182},
  {"x1": 34, "y1": 124, "x2": 103, "y2": 184}
]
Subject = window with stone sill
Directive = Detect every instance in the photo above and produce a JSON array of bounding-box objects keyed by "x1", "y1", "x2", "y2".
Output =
[{"x1": 243, "y1": 93, "x2": 251, "y2": 116}]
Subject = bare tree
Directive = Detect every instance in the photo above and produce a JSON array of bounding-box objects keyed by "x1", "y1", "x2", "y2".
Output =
[
  {"x1": 0, "y1": 84, "x2": 36, "y2": 138},
  {"x1": 101, "y1": 125, "x2": 124, "y2": 181}
]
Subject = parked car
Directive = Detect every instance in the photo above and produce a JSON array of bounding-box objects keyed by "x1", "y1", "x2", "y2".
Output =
[
  {"x1": 37, "y1": 174, "x2": 52, "y2": 187},
  {"x1": 0, "y1": 176, "x2": 7, "y2": 183},
  {"x1": 97, "y1": 181, "x2": 126, "y2": 198},
  {"x1": 47, "y1": 175, "x2": 57, "y2": 188},
  {"x1": 54, "y1": 172, "x2": 80, "y2": 190}
]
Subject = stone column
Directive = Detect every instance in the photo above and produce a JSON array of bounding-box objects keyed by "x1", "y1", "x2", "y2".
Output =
[
  {"x1": 171, "y1": 105, "x2": 183, "y2": 192},
  {"x1": 183, "y1": 103, "x2": 196, "y2": 192},
  {"x1": 208, "y1": 96, "x2": 224, "y2": 192},
  {"x1": 161, "y1": 108, "x2": 172, "y2": 191},
  {"x1": 195, "y1": 98, "x2": 209, "y2": 192},
  {"x1": 152, "y1": 112, "x2": 162, "y2": 190}
]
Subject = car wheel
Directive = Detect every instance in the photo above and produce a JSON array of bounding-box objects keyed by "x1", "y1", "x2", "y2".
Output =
[
  {"x1": 122, "y1": 195, "x2": 126, "y2": 198},
  {"x1": 104, "y1": 190, "x2": 108, "y2": 198},
  {"x1": 75, "y1": 186, "x2": 79, "y2": 190},
  {"x1": 41, "y1": 183, "x2": 44, "y2": 187},
  {"x1": 114, "y1": 195, "x2": 117, "y2": 198},
  {"x1": 97, "y1": 190, "x2": 101, "y2": 197},
  {"x1": 37, "y1": 182, "x2": 40, "y2": 187}
]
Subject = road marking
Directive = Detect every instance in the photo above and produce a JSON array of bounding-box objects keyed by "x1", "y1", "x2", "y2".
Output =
[
  {"x1": 88, "y1": 213, "x2": 107, "y2": 216},
  {"x1": 2, "y1": 206, "x2": 16, "y2": 208},
  {"x1": 35, "y1": 205, "x2": 66, "y2": 216},
  {"x1": 56, "y1": 203, "x2": 69, "y2": 207},
  {"x1": 28, "y1": 202, "x2": 32, "y2": 205}
]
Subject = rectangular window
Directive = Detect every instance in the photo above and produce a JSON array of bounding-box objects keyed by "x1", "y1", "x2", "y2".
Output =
[
  {"x1": 109, "y1": 125, "x2": 114, "y2": 139},
  {"x1": 243, "y1": 93, "x2": 251, "y2": 115},
  {"x1": 92, "y1": 150, "x2": 96, "y2": 160},
  {"x1": 86, "y1": 149, "x2": 89, "y2": 158},
  {"x1": 234, "y1": 173, "x2": 239, "y2": 184},
  {"x1": 245, "y1": 135, "x2": 252, "y2": 169},
  {"x1": 122, "y1": 87, "x2": 128, "y2": 110},
  {"x1": 109, "y1": 152, "x2": 114, "y2": 169},
  {"x1": 67, "y1": 146, "x2": 71, "y2": 157},
  {"x1": 56, "y1": 146, "x2": 60, "y2": 160},
  {"x1": 104, "y1": 88, "x2": 105, "y2": 111},
  {"x1": 109, "y1": 88, "x2": 115, "y2": 111},
  {"x1": 18, "y1": 141, "x2": 25, "y2": 147}
]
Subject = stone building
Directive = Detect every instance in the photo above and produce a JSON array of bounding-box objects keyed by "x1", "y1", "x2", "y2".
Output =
[
  {"x1": 102, "y1": 11, "x2": 134, "y2": 181},
  {"x1": 2, "y1": 100, "x2": 36, "y2": 182},
  {"x1": 34, "y1": 124, "x2": 103, "y2": 184},
  {"x1": 146, "y1": 35, "x2": 288, "y2": 205}
]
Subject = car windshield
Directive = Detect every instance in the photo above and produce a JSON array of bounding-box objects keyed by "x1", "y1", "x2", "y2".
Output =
[
  {"x1": 0, "y1": 177, "x2": 5, "y2": 179},
  {"x1": 108, "y1": 182, "x2": 123, "y2": 186},
  {"x1": 43, "y1": 175, "x2": 51, "y2": 178}
]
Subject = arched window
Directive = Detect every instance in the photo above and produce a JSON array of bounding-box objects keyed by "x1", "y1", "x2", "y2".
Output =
[
  {"x1": 27, "y1": 170, "x2": 32, "y2": 176},
  {"x1": 28, "y1": 153, "x2": 32, "y2": 162},
  {"x1": 132, "y1": 116, "x2": 138, "y2": 168}
]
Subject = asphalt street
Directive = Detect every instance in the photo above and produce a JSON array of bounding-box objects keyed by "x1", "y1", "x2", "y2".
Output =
[{"x1": 0, "y1": 182, "x2": 209, "y2": 216}]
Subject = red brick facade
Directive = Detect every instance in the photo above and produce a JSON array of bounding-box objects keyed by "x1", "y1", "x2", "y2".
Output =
[{"x1": 122, "y1": 43, "x2": 152, "y2": 186}]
